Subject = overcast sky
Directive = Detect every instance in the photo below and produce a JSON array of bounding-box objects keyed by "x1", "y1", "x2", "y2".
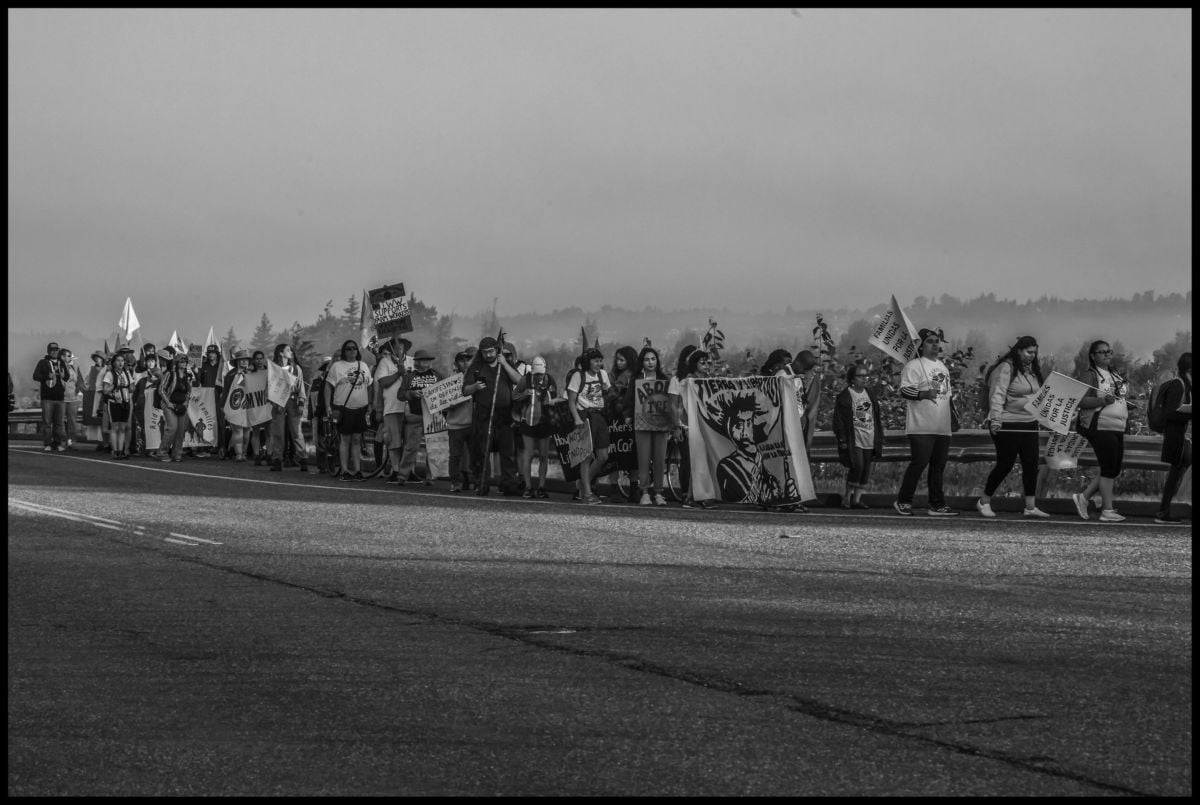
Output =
[{"x1": 8, "y1": 8, "x2": 1192, "y2": 344}]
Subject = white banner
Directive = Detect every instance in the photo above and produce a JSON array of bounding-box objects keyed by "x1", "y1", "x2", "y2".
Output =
[
  {"x1": 420, "y1": 397, "x2": 448, "y2": 435},
  {"x1": 184, "y1": 387, "x2": 218, "y2": 447},
  {"x1": 143, "y1": 388, "x2": 163, "y2": 450},
  {"x1": 265, "y1": 360, "x2": 296, "y2": 408},
  {"x1": 683, "y1": 376, "x2": 815, "y2": 506},
  {"x1": 422, "y1": 372, "x2": 470, "y2": 414},
  {"x1": 1024, "y1": 371, "x2": 1091, "y2": 435},
  {"x1": 1043, "y1": 430, "x2": 1089, "y2": 470},
  {"x1": 867, "y1": 294, "x2": 919, "y2": 364},
  {"x1": 223, "y1": 369, "x2": 274, "y2": 428}
]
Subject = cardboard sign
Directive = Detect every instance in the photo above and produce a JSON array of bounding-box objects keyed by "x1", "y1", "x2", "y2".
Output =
[
  {"x1": 1024, "y1": 372, "x2": 1090, "y2": 435},
  {"x1": 565, "y1": 422, "x2": 593, "y2": 467},
  {"x1": 422, "y1": 372, "x2": 470, "y2": 414},
  {"x1": 634, "y1": 378, "x2": 673, "y2": 431},
  {"x1": 367, "y1": 283, "x2": 413, "y2": 338}
]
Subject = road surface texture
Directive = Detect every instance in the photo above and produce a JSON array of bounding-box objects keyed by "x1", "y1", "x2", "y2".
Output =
[{"x1": 8, "y1": 446, "x2": 1191, "y2": 796}]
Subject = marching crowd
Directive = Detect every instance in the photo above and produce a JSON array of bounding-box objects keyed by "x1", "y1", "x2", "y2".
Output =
[{"x1": 29, "y1": 330, "x2": 1193, "y2": 524}]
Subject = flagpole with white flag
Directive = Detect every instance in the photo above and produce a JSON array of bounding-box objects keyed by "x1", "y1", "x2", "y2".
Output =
[{"x1": 118, "y1": 297, "x2": 140, "y2": 341}]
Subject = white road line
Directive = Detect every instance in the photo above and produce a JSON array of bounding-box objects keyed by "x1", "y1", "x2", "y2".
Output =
[
  {"x1": 168, "y1": 532, "x2": 223, "y2": 545},
  {"x1": 163, "y1": 537, "x2": 199, "y2": 546}
]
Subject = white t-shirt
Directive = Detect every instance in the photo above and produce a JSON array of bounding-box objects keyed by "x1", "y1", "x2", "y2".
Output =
[
  {"x1": 326, "y1": 359, "x2": 373, "y2": 410},
  {"x1": 850, "y1": 387, "x2": 874, "y2": 450},
  {"x1": 567, "y1": 369, "x2": 610, "y2": 411},
  {"x1": 901, "y1": 357, "x2": 952, "y2": 435},
  {"x1": 373, "y1": 353, "x2": 406, "y2": 416}
]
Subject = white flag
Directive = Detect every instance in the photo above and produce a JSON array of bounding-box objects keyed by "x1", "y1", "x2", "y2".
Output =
[
  {"x1": 203, "y1": 326, "x2": 218, "y2": 353},
  {"x1": 118, "y1": 297, "x2": 140, "y2": 341},
  {"x1": 169, "y1": 330, "x2": 186, "y2": 353},
  {"x1": 1024, "y1": 371, "x2": 1092, "y2": 435},
  {"x1": 867, "y1": 295, "x2": 920, "y2": 364}
]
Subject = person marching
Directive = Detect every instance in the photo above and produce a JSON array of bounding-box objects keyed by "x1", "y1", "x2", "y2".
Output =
[
  {"x1": 197, "y1": 344, "x2": 227, "y2": 458},
  {"x1": 461, "y1": 335, "x2": 523, "y2": 496},
  {"x1": 444, "y1": 351, "x2": 476, "y2": 493},
  {"x1": 32, "y1": 342, "x2": 66, "y2": 452},
  {"x1": 324, "y1": 339, "x2": 374, "y2": 481},
  {"x1": 1071, "y1": 340, "x2": 1130, "y2": 522},
  {"x1": 158, "y1": 352, "x2": 195, "y2": 463},
  {"x1": 1155, "y1": 352, "x2": 1192, "y2": 524},
  {"x1": 567, "y1": 347, "x2": 613, "y2": 505},
  {"x1": 395, "y1": 348, "x2": 441, "y2": 485},
  {"x1": 514, "y1": 356, "x2": 558, "y2": 499},
  {"x1": 57, "y1": 347, "x2": 87, "y2": 449},
  {"x1": 267, "y1": 343, "x2": 308, "y2": 472},
  {"x1": 832, "y1": 363, "x2": 884, "y2": 509},
  {"x1": 223, "y1": 349, "x2": 255, "y2": 461},
  {"x1": 975, "y1": 335, "x2": 1051, "y2": 519},
  {"x1": 894, "y1": 328, "x2": 958, "y2": 517},
  {"x1": 374, "y1": 338, "x2": 408, "y2": 485},
  {"x1": 628, "y1": 345, "x2": 672, "y2": 506},
  {"x1": 101, "y1": 351, "x2": 135, "y2": 460}
]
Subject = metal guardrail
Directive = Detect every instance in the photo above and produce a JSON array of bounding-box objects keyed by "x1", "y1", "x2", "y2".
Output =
[{"x1": 7, "y1": 410, "x2": 1172, "y2": 471}]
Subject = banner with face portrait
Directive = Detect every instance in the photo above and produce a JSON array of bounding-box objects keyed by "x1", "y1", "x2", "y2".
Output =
[{"x1": 683, "y1": 376, "x2": 815, "y2": 506}]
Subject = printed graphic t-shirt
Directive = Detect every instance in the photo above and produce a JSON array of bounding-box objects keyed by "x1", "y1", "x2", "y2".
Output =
[
  {"x1": 901, "y1": 357, "x2": 952, "y2": 435},
  {"x1": 850, "y1": 387, "x2": 875, "y2": 450},
  {"x1": 567, "y1": 369, "x2": 611, "y2": 412},
  {"x1": 326, "y1": 359, "x2": 373, "y2": 410}
]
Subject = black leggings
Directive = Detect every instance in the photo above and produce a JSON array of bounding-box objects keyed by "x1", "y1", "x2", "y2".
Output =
[
  {"x1": 1160, "y1": 441, "x2": 1192, "y2": 513},
  {"x1": 984, "y1": 423, "x2": 1040, "y2": 497},
  {"x1": 1084, "y1": 430, "x2": 1125, "y2": 479}
]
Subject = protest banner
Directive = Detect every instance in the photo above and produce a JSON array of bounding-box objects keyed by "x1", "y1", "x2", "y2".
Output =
[
  {"x1": 420, "y1": 396, "x2": 448, "y2": 435},
  {"x1": 565, "y1": 422, "x2": 593, "y2": 467},
  {"x1": 183, "y1": 387, "x2": 218, "y2": 447},
  {"x1": 265, "y1": 359, "x2": 296, "y2": 408},
  {"x1": 1024, "y1": 371, "x2": 1091, "y2": 435},
  {"x1": 867, "y1": 295, "x2": 919, "y2": 364},
  {"x1": 608, "y1": 419, "x2": 637, "y2": 471},
  {"x1": 367, "y1": 283, "x2": 413, "y2": 338},
  {"x1": 634, "y1": 378, "x2": 673, "y2": 431},
  {"x1": 549, "y1": 429, "x2": 582, "y2": 483},
  {"x1": 143, "y1": 388, "x2": 163, "y2": 451},
  {"x1": 683, "y1": 375, "x2": 815, "y2": 506},
  {"x1": 222, "y1": 368, "x2": 274, "y2": 428},
  {"x1": 1043, "y1": 430, "x2": 1090, "y2": 470},
  {"x1": 424, "y1": 430, "x2": 449, "y2": 480},
  {"x1": 422, "y1": 372, "x2": 470, "y2": 414}
]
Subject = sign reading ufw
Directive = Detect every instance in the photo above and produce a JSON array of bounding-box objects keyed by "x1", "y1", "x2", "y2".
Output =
[{"x1": 368, "y1": 283, "x2": 414, "y2": 339}]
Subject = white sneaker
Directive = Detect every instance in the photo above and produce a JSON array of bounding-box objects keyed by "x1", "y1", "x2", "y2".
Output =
[
  {"x1": 1071, "y1": 493, "x2": 1090, "y2": 521},
  {"x1": 1098, "y1": 509, "x2": 1126, "y2": 523},
  {"x1": 639, "y1": 491, "x2": 652, "y2": 506},
  {"x1": 653, "y1": 493, "x2": 667, "y2": 507},
  {"x1": 976, "y1": 499, "x2": 996, "y2": 518},
  {"x1": 1023, "y1": 507, "x2": 1051, "y2": 518}
]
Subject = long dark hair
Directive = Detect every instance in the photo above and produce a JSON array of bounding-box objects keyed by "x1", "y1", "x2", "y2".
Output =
[
  {"x1": 674, "y1": 345, "x2": 697, "y2": 380},
  {"x1": 613, "y1": 346, "x2": 639, "y2": 379},
  {"x1": 634, "y1": 346, "x2": 667, "y2": 380},
  {"x1": 985, "y1": 336, "x2": 1044, "y2": 387},
  {"x1": 273, "y1": 343, "x2": 291, "y2": 364},
  {"x1": 760, "y1": 348, "x2": 792, "y2": 376}
]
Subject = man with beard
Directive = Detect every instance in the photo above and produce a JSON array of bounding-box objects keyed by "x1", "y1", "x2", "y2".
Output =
[{"x1": 461, "y1": 335, "x2": 524, "y2": 496}]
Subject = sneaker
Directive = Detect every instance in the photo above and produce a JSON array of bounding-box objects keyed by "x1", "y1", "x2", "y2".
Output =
[
  {"x1": 696, "y1": 500, "x2": 717, "y2": 510},
  {"x1": 159, "y1": 455, "x2": 172, "y2": 462},
  {"x1": 584, "y1": 494, "x2": 602, "y2": 505},
  {"x1": 521, "y1": 489, "x2": 534, "y2": 499},
  {"x1": 893, "y1": 501, "x2": 913, "y2": 516},
  {"x1": 43, "y1": 445, "x2": 52, "y2": 452},
  {"x1": 976, "y1": 499, "x2": 996, "y2": 518},
  {"x1": 340, "y1": 473, "x2": 353, "y2": 482},
  {"x1": 1071, "y1": 493, "x2": 1090, "y2": 521},
  {"x1": 422, "y1": 478, "x2": 433, "y2": 487},
  {"x1": 639, "y1": 491, "x2": 652, "y2": 506},
  {"x1": 928, "y1": 506, "x2": 958, "y2": 517},
  {"x1": 386, "y1": 472, "x2": 402, "y2": 485},
  {"x1": 449, "y1": 483, "x2": 462, "y2": 493},
  {"x1": 1098, "y1": 509, "x2": 1125, "y2": 523},
  {"x1": 353, "y1": 472, "x2": 365, "y2": 482},
  {"x1": 854, "y1": 501, "x2": 871, "y2": 510},
  {"x1": 172, "y1": 457, "x2": 183, "y2": 463},
  {"x1": 534, "y1": 488, "x2": 548, "y2": 499},
  {"x1": 55, "y1": 445, "x2": 67, "y2": 452},
  {"x1": 1023, "y1": 507, "x2": 1051, "y2": 518},
  {"x1": 653, "y1": 493, "x2": 667, "y2": 506},
  {"x1": 1154, "y1": 513, "x2": 1182, "y2": 524}
]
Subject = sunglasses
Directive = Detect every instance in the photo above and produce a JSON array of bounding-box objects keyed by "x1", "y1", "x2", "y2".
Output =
[{"x1": 1093, "y1": 349, "x2": 1113, "y2": 355}]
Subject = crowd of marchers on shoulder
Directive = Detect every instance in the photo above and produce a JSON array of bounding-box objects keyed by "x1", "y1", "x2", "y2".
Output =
[{"x1": 28, "y1": 332, "x2": 1193, "y2": 525}]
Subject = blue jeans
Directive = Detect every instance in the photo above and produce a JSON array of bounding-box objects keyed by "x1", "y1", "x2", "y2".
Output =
[
  {"x1": 41, "y1": 399, "x2": 65, "y2": 447},
  {"x1": 898, "y1": 434, "x2": 951, "y2": 508}
]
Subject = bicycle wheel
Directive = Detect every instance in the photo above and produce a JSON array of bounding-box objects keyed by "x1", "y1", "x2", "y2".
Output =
[{"x1": 664, "y1": 437, "x2": 687, "y2": 502}]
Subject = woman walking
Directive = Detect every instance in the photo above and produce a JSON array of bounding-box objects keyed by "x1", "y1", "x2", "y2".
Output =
[
  {"x1": 1155, "y1": 352, "x2": 1192, "y2": 524},
  {"x1": 976, "y1": 335, "x2": 1050, "y2": 518},
  {"x1": 268, "y1": 343, "x2": 309, "y2": 472},
  {"x1": 1071, "y1": 340, "x2": 1131, "y2": 522},
  {"x1": 223, "y1": 349, "x2": 254, "y2": 461},
  {"x1": 894, "y1": 328, "x2": 958, "y2": 516},
  {"x1": 832, "y1": 364, "x2": 884, "y2": 509},
  {"x1": 515, "y1": 356, "x2": 558, "y2": 499}
]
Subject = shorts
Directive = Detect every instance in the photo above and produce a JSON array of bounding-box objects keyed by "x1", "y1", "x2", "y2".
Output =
[
  {"x1": 335, "y1": 406, "x2": 369, "y2": 435},
  {"x1": 520, "y1": 420, "x2": 555, "y2": 440},
  {"x1": 107, "y1": 402, "x2": 130, "y2": 422},
  {"x1": 581, "y1": 409, "x2": 610, "y2": 451}
]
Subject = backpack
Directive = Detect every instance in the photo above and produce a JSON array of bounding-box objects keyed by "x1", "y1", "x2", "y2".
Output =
[{"x1": 1147, "y1": 378, "x2": 1183, "y2": 434}]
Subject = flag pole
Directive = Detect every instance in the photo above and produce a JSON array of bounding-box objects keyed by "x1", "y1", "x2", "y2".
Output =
[{"x1": 480, "y1": 326, "x2": 504, "y2": 492}]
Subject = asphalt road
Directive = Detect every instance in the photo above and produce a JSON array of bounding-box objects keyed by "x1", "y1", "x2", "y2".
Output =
[{"x1": 7, "y1": 446, "x2": 1192, "y2": 796}]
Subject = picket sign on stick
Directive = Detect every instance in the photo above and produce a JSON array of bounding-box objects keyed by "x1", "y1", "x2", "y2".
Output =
[{"x1": 867, "y1": 295, "x2": 920, "y2": 364}]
